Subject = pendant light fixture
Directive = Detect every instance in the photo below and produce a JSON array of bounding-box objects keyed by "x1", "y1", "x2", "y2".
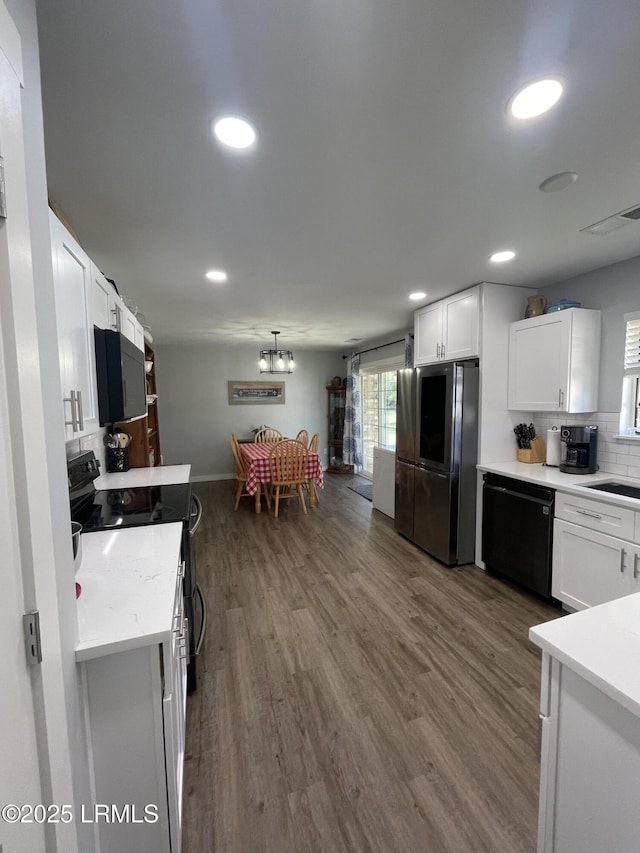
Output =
[{"x1": 259, "y1": 331, "x2": 295, "y2": 374}]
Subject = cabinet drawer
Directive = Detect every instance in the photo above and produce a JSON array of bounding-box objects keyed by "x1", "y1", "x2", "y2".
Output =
[{"x1": 555, "y1": 492, "x2": 635, "y2": 540}]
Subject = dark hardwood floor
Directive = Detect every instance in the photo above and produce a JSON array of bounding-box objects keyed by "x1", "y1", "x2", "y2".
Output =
[{"x1": 183, "y1": 474, "x2": 559, "y2": 853}]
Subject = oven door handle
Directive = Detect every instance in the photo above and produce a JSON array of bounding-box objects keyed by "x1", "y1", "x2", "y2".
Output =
[
  {"x1": 195, "y1": 583, "x2": 207, "y2": 655},
  {"x1": 189, "y1": 493, "x2": 203, "y2": 536}
]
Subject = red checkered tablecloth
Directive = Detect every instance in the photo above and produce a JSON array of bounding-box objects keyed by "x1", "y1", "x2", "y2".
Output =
[{"x1": 240, "y1": 443, "x2": 324, "y2": 495}]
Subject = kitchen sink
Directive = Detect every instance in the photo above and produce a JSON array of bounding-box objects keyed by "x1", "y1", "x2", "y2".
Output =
[{"x1": 585, "y1": 481, "x2": 640, "y2": 500}]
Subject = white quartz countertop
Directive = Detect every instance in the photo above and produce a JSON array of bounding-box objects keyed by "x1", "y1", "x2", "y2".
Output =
[
  {"x1": 477, "y1": 461, "x2": 640, "y2": 511},
  {"x1": 530, "y1": 593, "x2": 640, "y2": 720},
  {"x1": 75, "y1": 523, "x2": 183, "y2": 662},
  {"x1": 95, "y1": 463, "x2": 191, "y2": 489}
]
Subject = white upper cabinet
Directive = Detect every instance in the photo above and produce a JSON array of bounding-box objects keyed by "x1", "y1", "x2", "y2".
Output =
[
  {"x1": 92, "y1": 263, "x2": 144, "y2": 351},
  {"x1": 123, "y1": 310, "x2": 144, "y2": 350},
  {"x1": 414, "y1": 302, "x2": 442, "y2": 364},
  {"x1": 442, "y1": 288, "x2": 480, "y2": 361},
  {"x1": 508, "y1": 308, "x2": 601, "y2": 412},
  {"x1": 414, "y1": 286, "x2": 479, "y2": 365},
  {"x1": 50, "y1": 212, "x2": 99, "y2": 440},
  {"x1": 92, "y1": 263, "x2": 124, "y2": 333}
]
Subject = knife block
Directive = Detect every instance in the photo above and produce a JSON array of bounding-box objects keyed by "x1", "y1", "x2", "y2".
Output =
[{"x1": 517, "y1": 436, "x2": 545, "y2": 463}]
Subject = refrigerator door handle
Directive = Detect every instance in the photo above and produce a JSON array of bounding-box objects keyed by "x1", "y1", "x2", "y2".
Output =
[
  {"x1": 436, "y1": 343, "x2": 440, "y2": 358},
  {"x1": 417, "y1": 465, "x2": 447, "y2": 478}
]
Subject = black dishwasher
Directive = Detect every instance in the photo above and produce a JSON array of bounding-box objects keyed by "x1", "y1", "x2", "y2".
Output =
[{"x1": 482, "y1": 473, "x2": 555, "y2": 599}]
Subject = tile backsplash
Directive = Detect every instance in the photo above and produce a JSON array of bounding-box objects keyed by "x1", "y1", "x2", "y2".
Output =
[
  {"x1": 534, "y1": 412, "x2": 640, "y2": 479},
  {"x1": 66, "y1": 429, "x2": 107, "y2": 473}
]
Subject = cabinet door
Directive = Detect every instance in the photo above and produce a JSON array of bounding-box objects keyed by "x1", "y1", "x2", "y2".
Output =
[
  {"x1": 91, "y1": 262, "x2": 122, "y2": 332},
  {"x1": 127, "y1": 316, "x2": 145, "y2": 351},
  {"x1": 134, "y1": 322, "x2": 145, "y2": 352},
  {"x1": 442, "y1": 288, "x2": 479, "y2": 361},
  {"x1": 542, "y1": 663, "x2": 640, "y2": 853},
  {"x1": 552, "y1": 519, "x2": 632, "y2": 610},
  {"x1": 414, "y1": 302, "x2": 442, "y2": 365},
  {"x1": 122, "y1": 309, "x2": 137, "y2": 345},
  {"x1": 508, "y1": 312, "x2": 571, "y2": 411},
  {"x1": 51, "y1": 214, "x2": 99, "y2": 439}
]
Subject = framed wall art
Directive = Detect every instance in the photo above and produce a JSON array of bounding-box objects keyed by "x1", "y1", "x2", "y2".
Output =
[{"x1": 228, "y1": 380, "x2": 286, "y2": 405}]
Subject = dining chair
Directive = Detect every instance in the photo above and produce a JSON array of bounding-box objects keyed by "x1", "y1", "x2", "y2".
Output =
[
  {"x1": 295, "y1": 429, "x2": 309, "y2": 448},
  {"x1": 230, "y1": 434, "x2": 270, "y2": 511},
  {"x1": 305, "y1": 432, "x2": 321, "y2": 503},
  {"x1": 268, "y1": 439, "x2": 309, "y2": 518},
  {"x1": 254, "y1": 426, "x2": 283, "y2": 443}
]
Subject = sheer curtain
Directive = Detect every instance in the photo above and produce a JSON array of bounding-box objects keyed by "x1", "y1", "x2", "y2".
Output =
[
  {"x1": 343, "y1": 352, "x2": 362, "y2": 470},
  {"x1": 404, "y1": 333, "x2": 413, "y2": 368}
]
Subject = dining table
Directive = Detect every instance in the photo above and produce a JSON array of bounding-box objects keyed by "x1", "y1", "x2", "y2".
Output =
[{"x1": 239, "y1": 442, "x2": 324, "y2": 513}]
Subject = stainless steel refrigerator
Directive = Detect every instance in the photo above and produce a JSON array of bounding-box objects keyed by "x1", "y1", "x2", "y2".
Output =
[{"x1": 395, "y1": 360, "x2": 479, "y2": 566}]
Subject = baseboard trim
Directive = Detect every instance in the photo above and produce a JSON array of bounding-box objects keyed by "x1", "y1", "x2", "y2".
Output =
[{"x1": 191, "y1": 473, "x2": 235, "y2": 483}]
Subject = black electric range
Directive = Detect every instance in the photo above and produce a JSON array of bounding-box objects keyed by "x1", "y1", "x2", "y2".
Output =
[
  {"x1": 68, "y1": 451, "x2": 204, "y2": 692},
  {"x1": 73, "y1": 483, "x2": 192, "y2": 531}
]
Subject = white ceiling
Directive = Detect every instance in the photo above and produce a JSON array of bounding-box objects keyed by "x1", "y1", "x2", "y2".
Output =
[{"x1": 36, "y1": 0, "x2": 640, "y2": 349}]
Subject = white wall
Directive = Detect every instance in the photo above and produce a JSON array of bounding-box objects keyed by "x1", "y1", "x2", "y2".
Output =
[
  {"x1": 541, "y1": 253, "x2": 640, "y2": 412},
  {"x1": 154, "y1": 343, "x2": 343, "y2": 479},
  {"x1": 478, "y1": 283, "x2": 533, "y2": 464}
]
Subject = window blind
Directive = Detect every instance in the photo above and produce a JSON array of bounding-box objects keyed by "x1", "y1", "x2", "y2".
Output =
[{"x1": 624, "y1": 311, "x2": 640, "y2": 373}]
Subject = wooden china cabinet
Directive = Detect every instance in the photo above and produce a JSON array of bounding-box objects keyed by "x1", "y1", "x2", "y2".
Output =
[
  {"x1": 327, "y1": 384, "x2": 353, "y2": 473},
  {"x1": 115, "y1": 341, "x2": 162, "y2": 467}
]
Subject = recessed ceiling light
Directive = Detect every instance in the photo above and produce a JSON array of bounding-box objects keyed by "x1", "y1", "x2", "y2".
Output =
[
  {"x1": 489, "y1": 250, "x2": 516, "y2": 263},
  {"x1": 509, "y1": 79, "x2": 563, "y2": 119},
  {"x1": 409, "y1": 292, "x2": 427, "y2": 300},
  {"x1": 539, "y1": 171, "x2": 578, "y2": 192},
  {"x1": 205, "y1": 269, "x2": 227, "y2": 282},
  {"x1": 212, "y1": 116, "x2": 257, "y2": 149}
]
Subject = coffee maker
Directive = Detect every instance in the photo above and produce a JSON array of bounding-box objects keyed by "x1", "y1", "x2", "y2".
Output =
[{"x1": 559, "y1": 425, "x2": 598, "y2": 474}]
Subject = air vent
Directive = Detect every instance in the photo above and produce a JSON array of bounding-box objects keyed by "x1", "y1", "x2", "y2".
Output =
[
  {"x1": 620, "y1": 205, "x2": 640, "y2": 221},
  {"x1": 581, "y1": 203, "x2": 640, "y2": 236}
]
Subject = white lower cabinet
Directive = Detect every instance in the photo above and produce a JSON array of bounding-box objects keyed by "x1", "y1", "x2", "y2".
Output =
[
  {"x1": 537, "y1": 653, "x2": 640, "y2": 853},
  {"x1": 552, "y1": 492, "x2": 640, "y2": 610},
  {"x1": 83, "y1": 572, "x2": 186, "y2": 853},
  {"x1": 552, "y1": 519, "x2": 638, "y2": 609}
]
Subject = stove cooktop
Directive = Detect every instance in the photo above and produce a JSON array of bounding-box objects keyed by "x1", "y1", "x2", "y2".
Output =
[{"x1": 74, "y1": 483, "x2": 192, "y2": 532}]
